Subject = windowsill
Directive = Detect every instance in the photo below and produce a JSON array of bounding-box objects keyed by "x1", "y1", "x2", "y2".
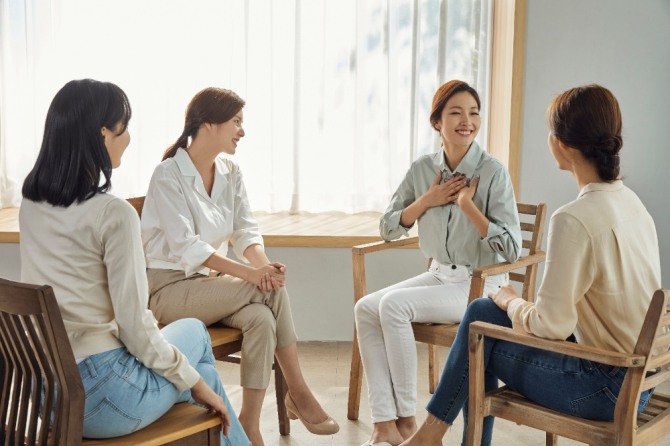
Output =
[
  {"x1": 0, "y1": 207, "x2": 418, "y2": 248},
  {"x1": 0, "y1": 207, "x2": 18, "y2": 244}
]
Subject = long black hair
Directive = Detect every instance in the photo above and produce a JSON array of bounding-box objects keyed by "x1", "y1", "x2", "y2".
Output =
[{"x1": 22, "y1": 79, "x2": 131, "y2": 206}]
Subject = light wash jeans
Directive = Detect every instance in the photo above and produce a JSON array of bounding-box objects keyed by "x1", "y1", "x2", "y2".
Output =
[
  {"x1": 354, "y1": 260, "x2": 507, "y2": 422},
  {"x1": 79, "y1": 318, "x2": 249, "y2": 445},
  {"x1": 426, "y1": 298, "x2": 653, "y2": 446}
]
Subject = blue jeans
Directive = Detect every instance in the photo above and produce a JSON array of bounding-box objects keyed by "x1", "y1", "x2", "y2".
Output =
[
  {"x1": 426, "y1": 298, "x2": 652, "y2": 446},
  {"x1": 79, "y1": 318, "x2": 249, "y2": 445}
]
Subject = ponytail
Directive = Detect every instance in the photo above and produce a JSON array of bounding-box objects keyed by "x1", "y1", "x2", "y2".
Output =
[{"x1": 163, "y1": 87, "x2": 245, "y2": 161}]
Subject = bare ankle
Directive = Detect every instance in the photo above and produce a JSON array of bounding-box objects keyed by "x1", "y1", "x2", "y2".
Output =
[
  {"x1": 371, "y1": 421, "x2": 405, "y2": 445},
  {"x1": 396, "y1": 416, "x2": 417, "y2": 439}
]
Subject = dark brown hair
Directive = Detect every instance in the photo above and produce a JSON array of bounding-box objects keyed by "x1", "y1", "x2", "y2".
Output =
[
  {"x1": 548, "y1": 84, "x2": 622, "y2": 181},
  {"x1": 429, "y1": 80, "x2": 481, "y2": 131},
  {"x1": 163, "y1": 87, "x2": 245, "y2": 160}
]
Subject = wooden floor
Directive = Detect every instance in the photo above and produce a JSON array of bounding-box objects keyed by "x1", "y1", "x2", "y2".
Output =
[{"x1": 216, "y1": 342, "x2": 670, "y2": 446}]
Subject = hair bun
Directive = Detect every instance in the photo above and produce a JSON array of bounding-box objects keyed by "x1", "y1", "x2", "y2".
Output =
[{"x1": 594, "y1": 135, "x2": 622, "y2": 154}]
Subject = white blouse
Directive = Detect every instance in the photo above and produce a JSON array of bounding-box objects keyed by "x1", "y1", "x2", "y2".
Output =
[{"x1": 142, "y1": 148, "x2": 264, "y2": 276}]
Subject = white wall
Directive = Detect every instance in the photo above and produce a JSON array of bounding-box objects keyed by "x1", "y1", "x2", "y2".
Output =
[{"x1": 2, "y1": 0, "x2": 667, "y2": 341}]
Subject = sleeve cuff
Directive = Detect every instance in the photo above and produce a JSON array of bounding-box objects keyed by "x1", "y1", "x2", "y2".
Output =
[
  {"x1": 181, "y1": 243, "x2": 217, "y2": 276},
  {"x1": 232, "y1": 234, "x2": 265, "y2": 261},
  {"x1": 506, "y1": 297, "x2": 526, "y2": 321}
]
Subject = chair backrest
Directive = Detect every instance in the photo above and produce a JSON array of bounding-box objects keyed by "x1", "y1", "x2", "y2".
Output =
[
  {"x1": 127, "y1": 196, "x2": 146, "y2": 218},
  {"x1": 512, "y1": 202, "x2": 546, "y2": 302},
  {"x1": 465, "y1": 202, "x2": 547, "y2": 304},
  {"x1": 0, "y1": 278, "x2": 84, "y2": 446}
]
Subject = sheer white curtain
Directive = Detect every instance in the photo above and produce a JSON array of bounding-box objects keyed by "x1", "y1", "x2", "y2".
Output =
[{"x1": 0, "y1": 0, "x2": 491, "y2": 213}]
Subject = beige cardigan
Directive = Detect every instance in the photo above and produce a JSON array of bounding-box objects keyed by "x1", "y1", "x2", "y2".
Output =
[
  {"x1": 20, "y1": 194, "x2": 199, "y2": 392},
  {"x1": 508, "y1": 181, "x2": 661, "y2": 354}
]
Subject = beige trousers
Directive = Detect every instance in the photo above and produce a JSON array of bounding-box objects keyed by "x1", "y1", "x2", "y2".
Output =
[{"x1": 147, "y1": 268, "x2": 298, "y2": 389}]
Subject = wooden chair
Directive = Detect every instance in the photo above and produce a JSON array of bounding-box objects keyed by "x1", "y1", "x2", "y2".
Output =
[
  {"x1": 0, "y1": 277, "x2": 221, "y2": 446},
  {"x1": 347, "y1": 202, "x2": 547, "y2": 420},
  {"x1": 467, "y1": 289, "x2": 670, "y2": 446},
  {"x1": 127, "y1": 196, "x2": 290, "y2": 435}
]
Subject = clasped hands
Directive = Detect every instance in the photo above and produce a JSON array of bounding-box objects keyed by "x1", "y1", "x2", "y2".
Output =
[{"x1": 253, "y1": 262, "x2": 286, "y2": 291}]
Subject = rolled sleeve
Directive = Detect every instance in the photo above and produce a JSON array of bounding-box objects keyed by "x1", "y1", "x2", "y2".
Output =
[
  {"x1": 380, "y1": 209, "x2": 411, "y2": 241},
  {"x1": 180, "y1": 235, "x2": 217, "y2": 276},
  {"x1": 380, "y1": 167, "x2": 417, "y2": 241},
  {"x1": 479, "y1": 169, "x2": 521, "y2": 263}
]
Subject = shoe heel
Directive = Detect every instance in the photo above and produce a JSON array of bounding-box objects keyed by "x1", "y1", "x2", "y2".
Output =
[{"x1": 286, "y1": 409, "x2": 298, "y2": 420}]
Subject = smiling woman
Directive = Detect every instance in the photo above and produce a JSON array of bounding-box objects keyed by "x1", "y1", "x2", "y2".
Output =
[
  {"x1": 354, "y1": 79, "x2": 521, "y2": 446},
  {"x1": 140, "y1": 86, "x2": 340, "y2": 444}
]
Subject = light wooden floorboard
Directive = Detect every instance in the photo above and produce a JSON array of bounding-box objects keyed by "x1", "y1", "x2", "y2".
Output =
[{"x1": 217, "y1": 341, "x2": 670, "y2": 446}]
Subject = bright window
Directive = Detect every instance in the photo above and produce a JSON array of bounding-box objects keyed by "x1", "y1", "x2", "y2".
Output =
[{"x1": 0, "y1": 0, "x2": 493, "y2": 212}]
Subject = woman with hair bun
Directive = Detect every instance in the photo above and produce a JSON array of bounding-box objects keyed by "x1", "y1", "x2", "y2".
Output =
[
  {"x1": 355, "y1": 80, "x2": 522, "y2": 446},
  {"x1": 400, "y1": 84, "x2": 662, "y2": 446}
]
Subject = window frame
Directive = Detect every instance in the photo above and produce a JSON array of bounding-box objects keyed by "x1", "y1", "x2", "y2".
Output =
[{"x1": 487, "y1": 0, "x2": 526, "y2": 196}]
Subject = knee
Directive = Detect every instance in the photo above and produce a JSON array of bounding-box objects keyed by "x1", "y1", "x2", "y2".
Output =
[
  {"x1": 464, "y1": 297, "x2": 503, "y2": 324},
  {"x1": 245, "y1": 306, "x2": 277, "y2": 337},
  {"x1": 378, "y1": 291, "x2": 410, "y2": 321},
  {"x1": 354, "y1": 294, "x2": 379, "y2": 325},
  {"x1": 175, "y1": 318, "x2": 209, "y2": 341},
  {"x1": 274, "y1": 287, "x2": 289, "y2": 302}
]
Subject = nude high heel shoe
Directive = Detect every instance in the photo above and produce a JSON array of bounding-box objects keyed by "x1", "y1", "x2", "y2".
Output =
[{"x1": 284, "y1": 392, "x2": 340, "y2": 435}]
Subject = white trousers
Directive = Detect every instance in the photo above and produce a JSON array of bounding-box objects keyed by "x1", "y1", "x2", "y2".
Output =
[{"x1": 354, "y1": 260, "x2": 507, "y2": 423}]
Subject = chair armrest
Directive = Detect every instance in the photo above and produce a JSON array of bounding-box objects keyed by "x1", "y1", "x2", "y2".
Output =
[
  {"x1": 352, "y1": 236, "x2": 419, "y2": 255},
  {"x1": 469, "y1": 321, "x2": 646, "y2": 368},
  {"x1": 472, "y1": 251, "x2": 546, "y2": 279}
]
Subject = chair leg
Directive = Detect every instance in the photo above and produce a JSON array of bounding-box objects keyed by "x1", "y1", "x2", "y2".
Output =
[
  {"x1": 274, "y1": 361, "x2": 290, "y2": 436},
  {"x1": 347, "y1": 332, "x2": 363, "y2": 420},
  {"x1": 428, "y1": 344, "x2": 440, "y2": 394},
  {"x1": 546, "y1": 432, "x2": 558, "y2": 445}
]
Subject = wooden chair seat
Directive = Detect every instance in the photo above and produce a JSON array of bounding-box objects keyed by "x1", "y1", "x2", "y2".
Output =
[
  {"x1": 467, "y1": 289, "x2": 670, "y2": 446},
  {"x1": 82, "y1": 402, "x2": 221, "y2": 445},
  {"x1": 411, "y1": 322, "x2": 459, "y2": 346},
  {"x1": 347, "y1": 202, "x2": 547, "y2": 420}
]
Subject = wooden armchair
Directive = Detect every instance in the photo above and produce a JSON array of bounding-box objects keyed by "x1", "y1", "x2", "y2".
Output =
[
  {"x1": 467, "y1": 289, "x2": 670, "y2": 446},
  {"x1": 347, "y1": 202, "x2": 547, "y2": 420},
  {"x1": 0, "y1": 278, "x2": 222, "y2": 446},
  {"x1": 127, "y1": 196, "x2": 290, "y2": 435}
]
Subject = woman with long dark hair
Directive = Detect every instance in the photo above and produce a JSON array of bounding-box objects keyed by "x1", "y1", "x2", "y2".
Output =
[{"x1": 20, "y1": 79, "x2": 249, "y2": 445}]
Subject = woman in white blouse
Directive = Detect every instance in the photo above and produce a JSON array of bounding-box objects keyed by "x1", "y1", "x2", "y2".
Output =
[{"x1": 141, "y1": 87, "x2": 338, "y2": 445}]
